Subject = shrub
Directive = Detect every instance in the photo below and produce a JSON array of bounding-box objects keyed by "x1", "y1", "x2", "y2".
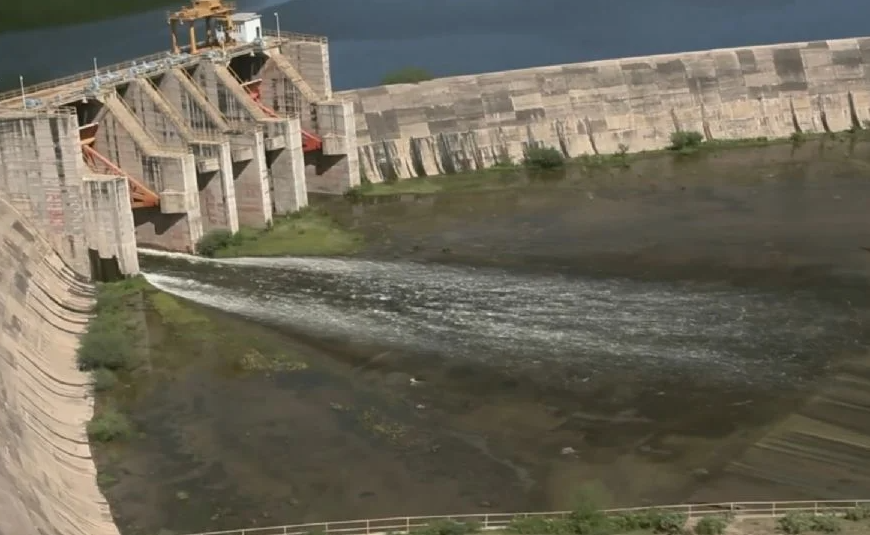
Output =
[
  {"x1": 381, "y1": 67, "x2": 434, "y2": 85},
  {"x1": 411, "y1": 520, "x2": 480, "y2": 535},
  {"x1": 197, "y1": 229, "x2": 236, "y2": 257},
  {"x1": 92, "y1": 368, "x2": 118, "y2": 392},
  {"x1": 669, "y1": 130, "x2": 704, "y2": 151},
  {"x1": 506, "y1": 517, "x2": 573, "y2": 535},
  {"x1": 523, "y1": 146, "x2": 565, "y2": 169},
  {"x1": 811, "y1": 515, "x2": 842, "y2": 533},
  {"x1": 652, "y1": 511, "x2": 688, "y2": 535},
  {"x1": 77, "y1": 322, "x2": 135, "y2": 371},
  {"x1": 87, "y1": 408, "x2": 133, "y2": 443},
  {"x1": 778, "y1": 512, "x2": 814, "y2": 534},
  {"x1": 609, "y1": 512, "x2": 648, "y2": 532},
  {"x1": 844, "y1": 505, "x2": 870, "y2": 521},
  {"x1": 694, "y1": 515, "x2": 728, "y2": 535}
]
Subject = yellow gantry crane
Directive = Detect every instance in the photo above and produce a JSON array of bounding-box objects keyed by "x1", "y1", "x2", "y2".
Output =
[{"x1": 168, "y1": 0, "x2": 237, "y2": 55}]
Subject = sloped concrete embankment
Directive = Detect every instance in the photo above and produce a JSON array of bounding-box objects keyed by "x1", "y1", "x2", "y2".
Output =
[
  {"x1": 340, "y1": 37, "x2": 870, "y2": 182},
  {"x1": 0, "y1": 198, "x2": 119, "y2": 535},
  {"x1": 690, "y1": 352, "x2": 870, "y2": 502}
]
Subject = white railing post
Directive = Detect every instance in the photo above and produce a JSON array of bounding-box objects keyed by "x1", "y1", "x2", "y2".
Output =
[
  {"x1": 814, "y1": 502, "x2": 818, "y2": 515},
  {"x1": 325, "y1": 522, "x2": 330, "y2": 534},
  {"x1": 366, "y1": 519, "x2": 370, "y2": 534},
  {"x1": 484, "y1": 514, "x2": 489, "y2": 529},
  {"x1": 406, "y1": 517, "x2": 410, "y2": 533},
  {"x1": 688, "y1": 504, "x2": 693, "y2": 518},
  {"x1": 772, "y1": 503, "x2": 776, "y2": 517}
]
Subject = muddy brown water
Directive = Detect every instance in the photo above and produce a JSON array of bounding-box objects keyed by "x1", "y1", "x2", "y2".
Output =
[{"x1": 118, "y1": 139, "x2": 870, "y2": 535}]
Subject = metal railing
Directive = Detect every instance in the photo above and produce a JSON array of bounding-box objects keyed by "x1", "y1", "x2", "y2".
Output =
[
  {"x1": 262, "y1": 29, "x2": 327, "y2": 44},
  {"x1": 184, "y1": 500, "x2": 870, "y2": 535},
  {"x1": 0, "y1": 38, "x2": 278, "y2": 108}
]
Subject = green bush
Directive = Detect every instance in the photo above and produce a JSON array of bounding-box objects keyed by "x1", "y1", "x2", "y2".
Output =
[
  {"x1": 197, "y1": 229, "x2": 238, "y2": 257},
  {"x1": 844, "y1": 505, "x2": 870, "y2": 521},
  {"x1": 811, "y1": 515, "x2": 842, "y2": 533},
  {"x1": 77, "y1": 321, "x2": 135, "y2": 371},
  {"x1": 92, "y1": 368, "x2": 118, "y2": 392},
  {"x1": 87, "y1": 408, "x2": 133, "y2": 443},
  {"x1": 381, "y1": 67, "x2": 434, "y2": 85},
  {"x1": 789, "y1": 131, "x2": 806, "y2": 144},
  {"x1": 411, "y1": 520, "x2": 480, "y2": 535},
  {"x1": 778, "y1": 512, "x2": 814, "y2": 534},
  {"x1": 652, "y1": 511, "x2": 688, "y2": 535},
  {"x1": 523, "y1": 146, "x2": 565, "y2": 169},
  {"x1": 694, "y1": 515, "x2": 728, "y2": 535},
  {"x1": 507, "y1": 517, "x2": 573, "y2": 535},
  {"x1": 669, "y1": 130, "x2": 704, "y2": 151}
]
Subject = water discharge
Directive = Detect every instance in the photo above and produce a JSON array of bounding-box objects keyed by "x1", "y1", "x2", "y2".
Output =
[
  {"x1": 141, "y1": 250, "x2": 856, "y2": 391},
  {"x1": 112, "y1": 147, "x2": 870, "y2": 533}
]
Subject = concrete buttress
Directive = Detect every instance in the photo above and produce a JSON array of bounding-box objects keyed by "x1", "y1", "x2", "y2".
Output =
[{"x1": 94, "y1": 91, "x2": 203, "y2": 252}]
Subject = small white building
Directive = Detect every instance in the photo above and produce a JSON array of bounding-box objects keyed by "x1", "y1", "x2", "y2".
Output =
[{"x1": 231, "y1": 13, "x2": 262, "y2": 44}]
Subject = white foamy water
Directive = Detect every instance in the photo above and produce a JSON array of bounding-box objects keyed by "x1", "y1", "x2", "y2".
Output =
[{"x1": 142, "y1": 254, "x2": 858, "y2": 386}]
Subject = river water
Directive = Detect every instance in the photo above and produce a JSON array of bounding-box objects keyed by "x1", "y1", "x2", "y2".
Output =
[
  {"x1": 103, "y1": 141, "x2": 870, "y2": 534},
  {"x1": 3, "y1": 0, "x2": 870, "y2": 89}
]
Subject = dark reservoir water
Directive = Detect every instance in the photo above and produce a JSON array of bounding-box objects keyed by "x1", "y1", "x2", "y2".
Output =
[
  {"x1": 111, "y1": 141, "x2": 870, "y2": 534},
  {"x1": 3, "y1": 0, "x2": 870, "y2": 89}
]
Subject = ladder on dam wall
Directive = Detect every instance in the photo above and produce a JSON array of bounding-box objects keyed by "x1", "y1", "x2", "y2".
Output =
[
  {"x1": 213, "y1": 63, "x2": 271, "y2": 121},
  {"x1": 225, "y1": 63, "x2": 323, "y2": 152},
  {"x1": 100, "y1": 91, "x2": 180, "y2": 157},
  {"x1": 172, "y1": 67, "x2": 233, "y2": 132},
  {"x1": 136, "y1": 77, "x2": 197, "y2": 142},
  {"x1": 267, "y1": 52, "x2": 320, "y2": 104}
]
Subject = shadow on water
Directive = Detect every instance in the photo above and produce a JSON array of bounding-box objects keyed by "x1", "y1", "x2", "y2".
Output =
[{"x1": 112, "y1": 140, "x2": 870, "y2": 534}]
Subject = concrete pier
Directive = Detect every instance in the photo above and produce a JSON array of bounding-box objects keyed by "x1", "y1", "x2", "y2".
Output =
[{"x1": 0, "y1": 30, "x2": 359, "y2": 275}]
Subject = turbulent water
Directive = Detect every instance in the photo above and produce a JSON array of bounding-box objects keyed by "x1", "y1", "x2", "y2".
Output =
[{"x1": 141, "y1": 250, "x2": 857, "y2": 391}]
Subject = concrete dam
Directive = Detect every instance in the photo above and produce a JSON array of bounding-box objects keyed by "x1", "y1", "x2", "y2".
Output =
[
  {"x1": 340, "y1": 36, "x2": 870, "y2": 182},
  {"x1": 1, "y1": 0, "x2": 870, "y2": 530}
]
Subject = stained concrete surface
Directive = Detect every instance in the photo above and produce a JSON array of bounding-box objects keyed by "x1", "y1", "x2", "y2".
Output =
[
  {"x1": 0, "y1": 197, "x2": 118, "y2": 535},
  {"x1": 340, "y1": 36, "x2": 870, "y2": 182}
]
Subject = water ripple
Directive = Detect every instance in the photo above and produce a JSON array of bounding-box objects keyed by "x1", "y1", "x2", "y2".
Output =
[{"x1": 142, "y1": 253, "x2": 860, "y2": 387}]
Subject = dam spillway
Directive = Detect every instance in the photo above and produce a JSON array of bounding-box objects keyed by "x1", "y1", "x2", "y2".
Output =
[
  {"x1": 3, "y1": 15, "x2": 870, "y2": 274},
  {"x1": 3, "y1": 6, "x2": 870, "y2": 532}
]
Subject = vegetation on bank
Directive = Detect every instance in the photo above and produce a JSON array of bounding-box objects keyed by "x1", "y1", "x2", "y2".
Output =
[
  {"x1": 0, "y1": 0, "x2": 179, "y2": 33},
  {"x1": 381, "y1": 67, "x2": 435, "y2": 85},
  {"x1": 81, "y1": 276, "x2": 313, "y2": 500},
  {"x1": 347, "y1": 125, "x2": 870, "y2": 198},
  {"x1": 78, "y1": 277, "x2": 150, "y2": 444},
  {"x1": 401, "y1": 503, "x2": 870, "y2": 535},
  {"x1": 196, "y1": 207, "x2": 363, "y2": 258}
]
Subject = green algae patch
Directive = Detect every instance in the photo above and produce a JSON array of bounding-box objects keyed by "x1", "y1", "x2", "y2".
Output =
[
  {"x1": 199, "y1": 208, "x2": 363, "y2": 258},
  {"x1": 149, "y1": 292, "x2": 208, "y2": 325},
  {"x1": 236, "y1": 348, "x2": 309, "y2": 373},
  {"x1": 358, "y1": 408, "x2": 410, "y2": 446},
  {"x1": 348, "y1": 165, "x2": 525, "y2": 197}
]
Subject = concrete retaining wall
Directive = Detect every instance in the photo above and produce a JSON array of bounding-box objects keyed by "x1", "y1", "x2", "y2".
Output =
[
  {"x1": 0, "y1": 110, "x2": 90, "y2": 275},
  {"x1": 0, "y1": 197, "x2": 119, "y2": 535},
  {"x1": 338, "y1": 36, "x2": 870, "y2": 182}
]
